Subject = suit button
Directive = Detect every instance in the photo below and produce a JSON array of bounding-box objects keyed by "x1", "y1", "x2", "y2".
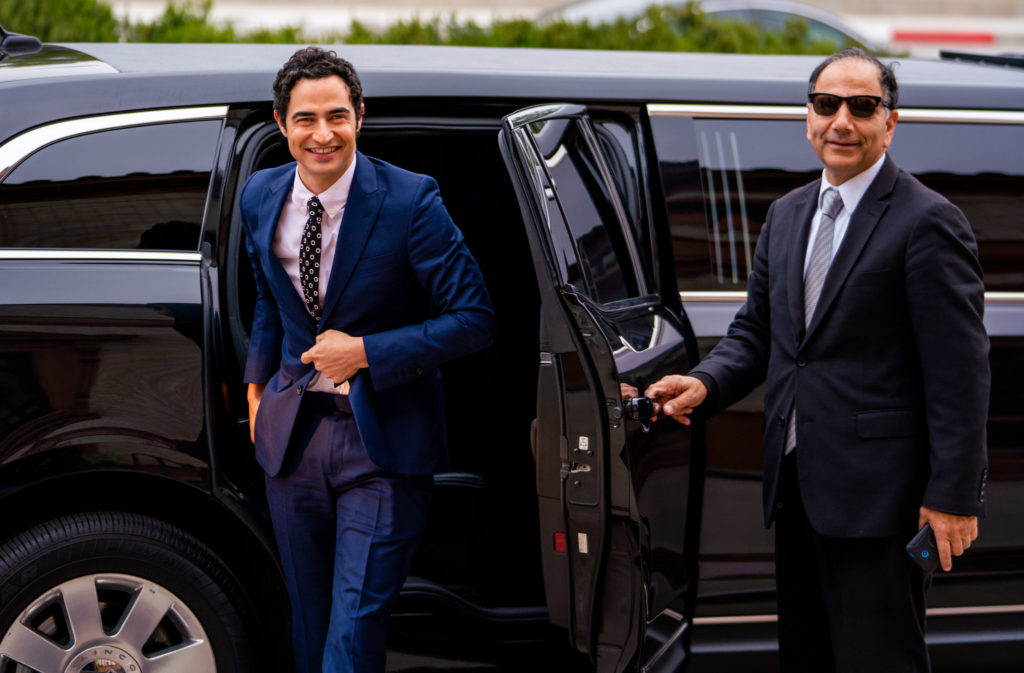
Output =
[
  {"x1": 297, "y1": 385, "x2": 303, "y2": 395},
  {"x1": 796, "y1": 357, "x2": 807, "y2": 367},
  {"x1": 415, "y1": 367, "x2": 424, "y2": 376},
  {"x1": 778, "y1": 416, "x2": 786, "y2": 427}
]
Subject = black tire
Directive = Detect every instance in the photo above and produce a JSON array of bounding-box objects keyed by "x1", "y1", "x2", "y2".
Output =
[{"x1": 0, "y1": 511, "x2": 256, "y2": 673}]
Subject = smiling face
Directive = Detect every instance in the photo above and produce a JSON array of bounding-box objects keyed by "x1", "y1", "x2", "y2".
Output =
[
  {"x1": 274, "y1": 75, "x2": 363, "y2": 194},
  {"x1": 806, "y1": 57, "x2": 897, "y2": 186}
]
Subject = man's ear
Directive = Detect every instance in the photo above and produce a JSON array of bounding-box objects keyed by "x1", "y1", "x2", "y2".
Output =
[
  {"x1": 356, "y1": 103, "x2": 365, "y2": 133},
  {"x1": 273, "y1": 109, "x2": 287, "y2": 136}
]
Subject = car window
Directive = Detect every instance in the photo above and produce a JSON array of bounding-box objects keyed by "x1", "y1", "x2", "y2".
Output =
[
  {"x1": 652, "y1": 115, "x2": 1024, "y2": 292},
  {"x1": 592, "y1": 117, "x2": 656, "y2": 290},
  {"x1": 524, "y1": 117, "x2": 642, "y2": 304},
  {"x1": 0, "y1": 120, "x2": 220, "y2": 250},
  {"x1": 751, "y1": 10, "x2": 850, "y2": 46}
]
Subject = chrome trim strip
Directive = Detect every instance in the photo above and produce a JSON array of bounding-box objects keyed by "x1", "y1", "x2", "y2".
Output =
[
  {"x1": 694, "y1": 604, "x2": 1024, "y2": 626},
  {"x1": 897, "y1": 109, "x2": 1024, "y2": 124},
  {"x1": 681, "y1": 291, "x2": 1024, "y2": 303},
  {"x1": 648, "y1": 104, "x2": 1024, "y2": 125},
  {"x1": 649, "y1": 104, "x2": 807, "y2": 119},
  {"x1": 927, "y1": 604, "x2": 1024, "y2": 617},
  {"x1": 987, "y1": 292, "x2": 1024, "y2": 303},
  {"x1": 694, "y1": 614, "x2": 777, "y2": 625},
  {"x1": 680, "y1": 291, "x2": 748, "y2": 303},
  {"x1": 0, "y1": 250, "x2": 202, "y2": 263},
  {"x1": 0, "y1": 106, "x2": 229, "y2": 180}
]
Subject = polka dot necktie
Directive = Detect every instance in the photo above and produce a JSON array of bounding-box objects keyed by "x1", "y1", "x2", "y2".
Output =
[{"x1": 300, "y1": 196, "x2": 324, "y2": 322}]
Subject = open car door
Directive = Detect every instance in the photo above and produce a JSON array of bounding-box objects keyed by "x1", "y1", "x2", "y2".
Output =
[{"x1": 499, "y1": 104, "x2": 704, "y2": 672}]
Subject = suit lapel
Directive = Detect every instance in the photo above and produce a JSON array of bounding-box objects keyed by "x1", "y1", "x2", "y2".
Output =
[
  {"x1": 257, "y1": 164, "x2": 314, "y2": 326},
  {"x1": 804, "y1": 157, "x2": 897, "y2": 341},
  {"x1": 786, "y1": 181, "x2": 819, "y2": 339},
  {"x1": 321, "y1": 153, "x2": 385, "y2": 322}
]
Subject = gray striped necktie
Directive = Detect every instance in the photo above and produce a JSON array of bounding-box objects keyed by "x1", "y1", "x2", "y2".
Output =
[
  {"x1": 804, "y1": 187, "x2": 844, "y2": 326},
  {"x1": 784, "y1": 187, "x2": 844, "y2": 455}
]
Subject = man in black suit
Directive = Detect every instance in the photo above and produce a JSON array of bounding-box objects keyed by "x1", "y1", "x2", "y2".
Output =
[{"x1": 646, "y1": 48, "x2": 989, "y2": 672}]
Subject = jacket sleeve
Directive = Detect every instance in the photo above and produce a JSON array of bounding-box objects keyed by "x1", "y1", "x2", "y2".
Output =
[
  {"x1": 690, "y1": 201, "x2": 775, "y2": 414},
  {"x1": 240, "y1": 175, "x2": 284, "y2": 385},
  {"x1": 362, "y1": 176, "x2": 496, "y2": 391},
  {"x1": 906, "y1": 198, "x2": 990, "y2": 517}
]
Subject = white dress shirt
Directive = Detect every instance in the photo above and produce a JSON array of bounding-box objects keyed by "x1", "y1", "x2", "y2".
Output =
[
  {"x1": 802, "y1": 153, "x2": 887, "y2": 275},
  {"x1": 272, "y1": 156, "x2": 357, "y2": 392}
]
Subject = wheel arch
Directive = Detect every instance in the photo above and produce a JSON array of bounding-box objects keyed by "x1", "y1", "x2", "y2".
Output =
[{"x1": 0, "y1": 467, "x2": 291, "y2": 669}]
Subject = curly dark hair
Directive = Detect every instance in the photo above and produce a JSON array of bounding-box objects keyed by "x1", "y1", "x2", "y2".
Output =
[
  {"x1": 273, "y1": 46, "x2": 364, "y2": 125},
  {"x1": 808, "y1": 47, "x2": 899, "y2": 111}
]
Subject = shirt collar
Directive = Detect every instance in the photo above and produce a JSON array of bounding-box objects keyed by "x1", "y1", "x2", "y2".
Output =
[
  {"x1": 820, "y1": 152, "x2": 887, "y2": 215},
  {"x1": 290, "y1": 154, "x2": 357, "y2": 218}
]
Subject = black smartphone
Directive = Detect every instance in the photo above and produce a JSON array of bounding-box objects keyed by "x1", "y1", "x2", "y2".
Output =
[{"x1": 906, "y1": 523, "x2": 940, "y2": 574}]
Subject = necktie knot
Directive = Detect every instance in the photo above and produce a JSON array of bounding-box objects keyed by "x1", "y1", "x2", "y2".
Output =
[
  {"x1": 821, "y1": 187, "x2": 843, "y2": 220},
  {"x1": 307, "y1": 195, "x2": 324, "y2": 217}
]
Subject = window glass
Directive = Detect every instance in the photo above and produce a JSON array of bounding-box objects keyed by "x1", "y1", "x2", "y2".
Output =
[
  {"x1": 889, "y1": 123, "x2": 1024, "y2": 292},
  {"x1": 524, "y1": 117, "x2": 640, "y2": 303},
  {"x1": 0, "y1": 120, "x2": 221, "y2": 250},
  {"x1": 593, "y1": 117, "x2": 655, "y2": 290},
  {"x1": 653, "y1": 115, "x2": 1024, "y2": 292},
  {"x1": 753, "y1": 11, "x2": 849, "y2": 46}
]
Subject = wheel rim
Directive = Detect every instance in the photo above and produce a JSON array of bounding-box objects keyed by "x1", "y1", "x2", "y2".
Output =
[{"x1": 0, "y1": 573, "x2": 216, "y2": 673}]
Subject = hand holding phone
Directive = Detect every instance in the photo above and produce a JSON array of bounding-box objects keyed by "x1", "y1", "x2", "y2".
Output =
[{"x1": 906, "y1": 523, "x2": 939, "y2": 574}]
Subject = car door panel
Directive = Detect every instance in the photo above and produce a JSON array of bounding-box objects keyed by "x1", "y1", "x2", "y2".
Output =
[{"x1": 501, "y1": 103, "x2": 702, "y2": 672}]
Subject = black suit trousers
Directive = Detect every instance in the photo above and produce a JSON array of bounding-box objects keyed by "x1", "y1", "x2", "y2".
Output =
[{"x1": 775, "y1": 452, "x2": 930, "y2": 673}]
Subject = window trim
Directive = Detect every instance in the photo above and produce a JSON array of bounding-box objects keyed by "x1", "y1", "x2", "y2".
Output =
[
  {"x1": 0, "y1": 250, "x2": 202, "y2": 263},
  {"x1": 648, "y1": 104, "x2": 1024, "y2": 125},
  {"x1": 0, "y1": 106, "x2": 229, "y2": 181}
]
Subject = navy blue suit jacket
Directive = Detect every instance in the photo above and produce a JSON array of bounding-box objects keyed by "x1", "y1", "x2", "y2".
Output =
[
  {"x1": 691, "y1": 157, "x2": 989, "y2": 537},
  {"x1": 240, "y1": 153, "x2": 495, "y2": 477}
]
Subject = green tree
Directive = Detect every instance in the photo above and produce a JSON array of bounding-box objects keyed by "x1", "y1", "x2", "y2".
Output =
[
  {"x1": 127, "y1": 1, "x2": 236, "y2": 42},
  {"x1": 4, "y1": 0, "x2": 859, "y2": 55},
  {"x1": 0, "y1": 0, "x2": 120, "y2": 42}
]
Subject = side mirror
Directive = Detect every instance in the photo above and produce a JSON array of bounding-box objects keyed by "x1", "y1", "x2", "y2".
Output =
[{"x1": 0, "y1": 25, "x2": 43, "y2": 61}]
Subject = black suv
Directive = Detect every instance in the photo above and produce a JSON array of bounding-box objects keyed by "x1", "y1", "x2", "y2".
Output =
[{"x1": 1, "y1": 32, "x2": 1022, "y2": 673}]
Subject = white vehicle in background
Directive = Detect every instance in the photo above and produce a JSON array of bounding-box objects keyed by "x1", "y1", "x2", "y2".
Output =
[{"x1": 545, "y1": 0, "x2": 883, "y2": 51}]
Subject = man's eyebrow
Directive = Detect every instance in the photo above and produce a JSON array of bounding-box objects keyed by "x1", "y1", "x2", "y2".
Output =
[{"x1": 290, "y1": 107, "x2": 351, "y2": 121}]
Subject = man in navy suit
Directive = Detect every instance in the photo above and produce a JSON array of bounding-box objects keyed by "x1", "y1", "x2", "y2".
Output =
[
  {"x1": 647, "y1": 48, "x2": 989, "y2": 672},
  {"x1": 240, "y1": 47, "x2": 494, "y2": 673}
]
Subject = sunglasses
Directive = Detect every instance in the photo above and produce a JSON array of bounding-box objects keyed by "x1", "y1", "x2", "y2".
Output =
[{"x1": 808, "y1": 93, "x2": 890, "y2": 119}]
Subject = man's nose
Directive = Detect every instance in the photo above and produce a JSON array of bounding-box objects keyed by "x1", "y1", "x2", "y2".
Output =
[
  {"x1": 831, "y1": 102, "x2": 856, "y2": 129},
  {"x1": 313, "y1": 119, "x2": 333, "y2": 143}
]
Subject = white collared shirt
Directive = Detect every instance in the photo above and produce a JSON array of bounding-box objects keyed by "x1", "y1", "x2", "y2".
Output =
[
  {"x1": 272, "y1": 156, "x2": 357, "y2": 392},
  {"x1": 272, "y1": 156, "x2": 357, "y2": 304},
  {"x1": 803, "y1": 153, "x2": 887, "y2": 275}
]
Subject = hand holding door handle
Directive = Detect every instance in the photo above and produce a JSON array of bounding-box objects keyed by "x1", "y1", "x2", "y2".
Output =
[{"x1": 644, "y1": 375, "x2": 708, "y2": 426}]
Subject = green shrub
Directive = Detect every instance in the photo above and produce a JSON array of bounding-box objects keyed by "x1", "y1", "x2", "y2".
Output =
[
  {"x1": 126, "y1": 1, "x2": 235, "y2": 42},
  {"x1": 4, "y1": 0, "x2": 859, "y2": 55},
  {"x1": 0, "y1": 0, "x2": 120, "y2": 42}
]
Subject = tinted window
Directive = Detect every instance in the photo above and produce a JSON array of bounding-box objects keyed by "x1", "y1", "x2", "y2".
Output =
[
  {"x1": 523, "y1": 117, "x2": 641, "y2": 303},
  {"x1": 593, "y1": 117, "x2": 656, "y2": 291},
  {"x1": 0, "y1": 120, "x2": 220, "y2": 250},
  {"x1": 653, "y1": 116, "x2": 1024, "y2": 292},
  {"x1": 890, "y1": 123, "x2": 1024, "y2": 292},
  {"x1": 648, "y1": 114, "x2": 712, "y2": 291}
]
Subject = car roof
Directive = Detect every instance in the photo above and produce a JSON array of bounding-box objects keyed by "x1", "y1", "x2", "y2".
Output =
[{"x1": 2, "y1": 43, "x2": 1023, "y2": 142}]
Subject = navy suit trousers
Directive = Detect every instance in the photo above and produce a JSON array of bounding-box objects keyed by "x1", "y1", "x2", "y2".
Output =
[{"x1": 265, "y1": 392, "x2": 431, "y2": 673}]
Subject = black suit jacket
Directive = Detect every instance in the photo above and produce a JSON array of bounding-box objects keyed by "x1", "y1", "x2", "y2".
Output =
[{"x1": 691, "y1": 156, "x2": 989, "y2": 537}]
